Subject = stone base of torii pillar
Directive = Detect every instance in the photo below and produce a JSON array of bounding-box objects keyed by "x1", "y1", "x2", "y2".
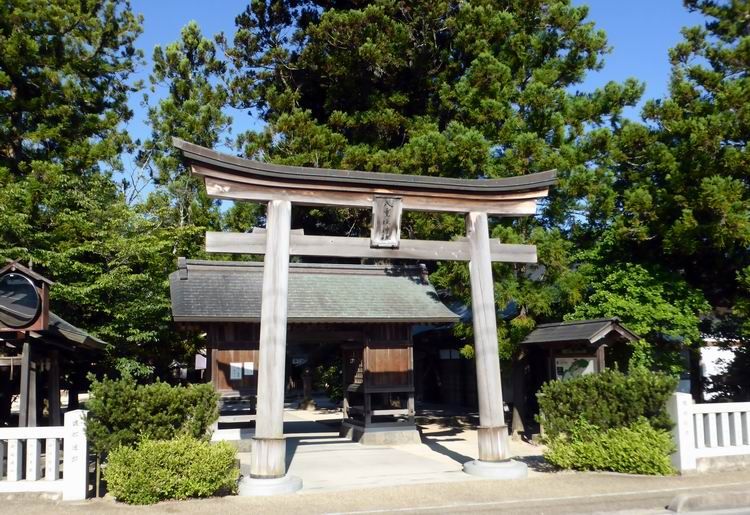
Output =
[
  {"x1": 238, "y1": 474, "x2": 303, "y2": 496},
  {"x1": 463, "y1": 459, "x2": 528, "y2": 479}
]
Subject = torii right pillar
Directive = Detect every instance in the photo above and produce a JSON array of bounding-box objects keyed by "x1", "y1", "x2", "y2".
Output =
[{"x1": 464, "y1": 211, "x2": 528, "y2": 479}]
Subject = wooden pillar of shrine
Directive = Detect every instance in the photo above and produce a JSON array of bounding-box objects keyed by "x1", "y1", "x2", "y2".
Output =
[
  {"x1": 48, "y1": 349, "x2": 62, "y2": 426},
  {"x1": 250, "y1": 199, "x2": 293, "y2": 480},
  {"x1": 467, "y1": 211, "x2": 509, "y2": 461},
  {"x1": 18, "y1": 340, "x2": 38, "y2": 427}
]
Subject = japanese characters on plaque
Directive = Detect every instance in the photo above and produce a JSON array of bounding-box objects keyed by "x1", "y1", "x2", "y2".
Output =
[{"x1": 370, "y1": 196, "x2": 402, "y2": 249}]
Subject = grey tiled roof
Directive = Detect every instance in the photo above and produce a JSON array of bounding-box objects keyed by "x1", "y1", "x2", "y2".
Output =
[
  {"x1": 522, "y1": 318, "x2": 639, "y2": 346},
  {"x1": 169, "y1": 260, "x2": 460, "y2": 324},
  {"x1": 42, "y1": 313, "x2": 105, "y2": 350}
]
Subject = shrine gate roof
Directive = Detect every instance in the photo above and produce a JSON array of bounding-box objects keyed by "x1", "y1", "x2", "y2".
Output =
[
  {"x1": 173, "y1": 139, "x2": 555, "y2": 215},
  {"x1": 173, "y1": 138, "x2": 555, "y2": 194},
  {"x1": 169, "y1": 259, "x2": 460, "y2": 324}
]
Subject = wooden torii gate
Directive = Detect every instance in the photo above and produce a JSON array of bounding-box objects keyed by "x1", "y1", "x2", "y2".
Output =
[{"x1": 174, "y1": 138, "x2": 555, "y2": 492}]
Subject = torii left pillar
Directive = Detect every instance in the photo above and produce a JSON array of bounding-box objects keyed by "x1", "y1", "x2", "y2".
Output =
[{"x1": 239, "y1": 199, "x2": 302, "y2": 495}]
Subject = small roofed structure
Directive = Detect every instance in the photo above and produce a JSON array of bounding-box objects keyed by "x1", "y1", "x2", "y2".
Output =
[
  {"x1": 523, "y1": 318, "x2": 639, "y2": 380},
  {"x1": 0, "y1": 261, "x2": 104, "y2": 427},
  {"x1": 524, "y1": 317, "x2": 639, "y2": 347},
  {"x1": 169, "y1": 258, "x2": 459, "y2": 443},
  {"x1": 510, "y1": 318, "x2": 640, "y2": 436},
  {"x1": 43, "y1": 313, "x2": 106, "y2": 351}
]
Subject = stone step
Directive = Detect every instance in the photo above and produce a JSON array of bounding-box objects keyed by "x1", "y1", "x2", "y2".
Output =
[
  {"x1": 212, "y1": 427, "x2": 254, "y2": 452},
  {"x1": 219, "y1": 414, "x2": 255, "y2": 424}
]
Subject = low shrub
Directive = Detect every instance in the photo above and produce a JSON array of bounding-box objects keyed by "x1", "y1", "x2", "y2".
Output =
[
  {"x1": 536, "y1": 368, "x2": 677, "y2": 438},
  {"x1": 86, "y1": 374, "x2": 219, "y2": 455},
  {"x1": 104, "y1": 436, "x2": 239, "y2": 504},
  {"x1": 315, "y1": 363, "x2": 343, "y2": 402},
  {"x1": 544, "y1": 418, "x2": 676, "y2": 476}
]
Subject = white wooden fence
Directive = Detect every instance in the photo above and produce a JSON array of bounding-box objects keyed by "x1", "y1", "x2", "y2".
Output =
[
  {"x1": 668, "y1": 392, "x2": 750, "y2": 472},
  {"x1": 0, "y1": 410, "x2": 89, "y2": 500}
]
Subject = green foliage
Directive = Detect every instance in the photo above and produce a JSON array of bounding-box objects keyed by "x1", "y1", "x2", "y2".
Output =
[
  {"x1": 0, "y1": 1, "x2": 206, "y2": 375},
  {"x1": 566, "y1": 263, "x2": 709, "y2": 372},
  {"x1": 2, "y1": 0, "x2": 748, "y2": 389},
  {"x1": 315, "y1": 364, "x2": 343, "y2": 402},
  {"x1": 582, "y1": 0, "x2": 750, "y2": 353},
  {"x1": 85, "y1": 374, "x2": 219, "y2": 455},
  {"x1": 0, "y1": 0, "x2": 142, "y2": 178},
  {"x1": 221, "y1": 1, "x2": 642, "y2": 354},
  {"x1": 544, "y1": 418, "x2": 676, "y2": 475},
  {"x1": 104, "y1": 436, "x2": 238, "y2": 505},
  {"x1": 0, "y1": 0, "x2": 180, "y2": 371},
  {"x1": 139, "y1": 20, "x2": 251, "y2": 259},
  {"x1": 537, "y1": 368, "x2": 677, "y2": 438}
]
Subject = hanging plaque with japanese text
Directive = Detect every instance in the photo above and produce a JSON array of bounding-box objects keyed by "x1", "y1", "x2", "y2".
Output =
[{"x1": 370, "y1": 196, "x2": 402, "y2": 249}]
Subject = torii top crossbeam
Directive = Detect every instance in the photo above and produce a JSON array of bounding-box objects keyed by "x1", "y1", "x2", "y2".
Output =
[
  {"x1": 174, "y1": 138, "x2": 555, "y2": 488},
  {"x1": 173, "y1": 138, "x2": 555, "y2": 216}
]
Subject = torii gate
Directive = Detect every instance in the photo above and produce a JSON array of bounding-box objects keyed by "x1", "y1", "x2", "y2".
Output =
[{"x1": 174, "y1": 138, "x2": 555, "y2": 493}]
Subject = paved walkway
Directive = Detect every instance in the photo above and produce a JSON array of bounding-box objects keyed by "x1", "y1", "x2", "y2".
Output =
[{"x1": 236, "y1": 405, "x2": 545, "y2": 492}]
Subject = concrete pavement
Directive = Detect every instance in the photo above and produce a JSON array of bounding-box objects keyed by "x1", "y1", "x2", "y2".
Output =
[{"x1": 252, "y1": 406, "x2": 545, "y2": 492}]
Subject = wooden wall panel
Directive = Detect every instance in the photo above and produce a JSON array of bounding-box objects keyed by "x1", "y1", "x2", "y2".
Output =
[
  {"x1": 214, "y1": 348, "x2": 259, "y2": 392},
  {"x1": 208, "y1": 323, "x2": 260, "y2": 394},
  {"x1": 366, "y1": 344, "x2": 411, "y2": 387},
  {"x1": 367, "y1": 324, "x2": 410, "y2": 344}
]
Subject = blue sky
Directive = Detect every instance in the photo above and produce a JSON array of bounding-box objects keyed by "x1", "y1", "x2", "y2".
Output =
[{"x1": 124, "y1": 0, "x2": 704, "y2": 156}]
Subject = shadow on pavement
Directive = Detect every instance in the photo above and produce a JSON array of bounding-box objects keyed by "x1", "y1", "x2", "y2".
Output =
[
  {"x1": 419, "y1": 431, "x2": 474, "y2": 465},
  {"x1": 514, "y1": 454, "x2": 556, "y2": 473}
]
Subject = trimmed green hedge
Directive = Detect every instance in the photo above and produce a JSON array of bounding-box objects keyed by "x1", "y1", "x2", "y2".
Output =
[
  {"x1": 86, "y1": 374, "x2": 219, "y2": 455},
  {"x1": 536, "y1": 368, "x2": 677, "y2": 438},
  {"x1": 104, "y1": 436, "x2": 239, "y2": 504},
  {"x1": 544, "y1": 418, "x2": 676, "y2": 475}
]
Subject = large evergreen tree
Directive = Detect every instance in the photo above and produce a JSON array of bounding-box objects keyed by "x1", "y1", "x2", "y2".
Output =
[
  {"x1": 140, "y1": 21, "x2": 230, "y2": 258},
  {"x1": 221, "y1": 0, "x2": 643, "y2": 352},
  {"x1": 580, "y1": 0, "x2": 749, "y2": 355},
  {"x1": 647, "y1": 0, "x2": 749, "y2": 339},
  {"x1": 0, "y1": 1, "x2": 188, "y2": 376},
  {"x1": 141, "y1": 20, "x2": 261, "y2": 258}
]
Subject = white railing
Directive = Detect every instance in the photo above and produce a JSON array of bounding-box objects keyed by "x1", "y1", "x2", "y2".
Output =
[
  {"x1": 0, "y1": 410, "x2": 89, "y2": 500},
  {"x1": 668, "y1": 392, "x2": 750, "y2": 472}
]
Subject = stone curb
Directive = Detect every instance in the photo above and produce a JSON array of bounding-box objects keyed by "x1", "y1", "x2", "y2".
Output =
[{"x1": 668, "y1": 491, "x2": 750, "y2": 512}]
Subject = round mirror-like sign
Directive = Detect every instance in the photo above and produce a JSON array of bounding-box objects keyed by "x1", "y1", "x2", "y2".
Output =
[{"x1": 0, "y1": 273, "x2": 41, "y2": 329}]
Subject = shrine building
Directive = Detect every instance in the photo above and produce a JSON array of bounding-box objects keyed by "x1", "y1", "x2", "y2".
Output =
[{"x1": 170, "y1": 258, "x2": 459, "y2": 442}]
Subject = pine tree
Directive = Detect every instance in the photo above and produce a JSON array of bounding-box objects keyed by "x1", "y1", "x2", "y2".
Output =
[
  {"x1": 0, "y1": 1, "x2": 193, "y2": 376},
  {"x1": 221, "y1": 0, "x2": 643, "y2": 350},
  {"x1": 140, "y1": 21, "x2": 237, "y2": 259},
  {"x1": 0, "y1": 0, "x2": 152, "y2": 353},
  {"x1": 589, "y1": 0, "x2": 750, "y2": 344}
]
